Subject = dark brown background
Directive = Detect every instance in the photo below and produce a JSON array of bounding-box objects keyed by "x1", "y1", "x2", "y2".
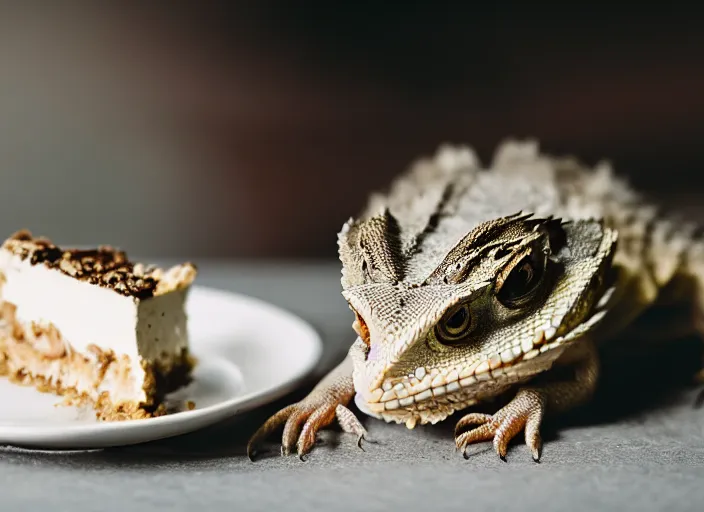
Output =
[{"x1": 0, "y1": 2, "x2": 702, "y2": 258}]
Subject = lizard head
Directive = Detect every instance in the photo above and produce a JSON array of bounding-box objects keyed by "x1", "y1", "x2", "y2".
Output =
[{"x1": 338, "y1": 209, "x2": 617, "y2": 428}]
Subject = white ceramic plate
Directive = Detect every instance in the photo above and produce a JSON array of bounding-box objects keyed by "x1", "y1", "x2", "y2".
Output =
[{"x1": 0, "y1": 286, "x2": 323, "y2": 449}]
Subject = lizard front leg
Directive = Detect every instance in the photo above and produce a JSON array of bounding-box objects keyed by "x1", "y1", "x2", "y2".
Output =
[
  {"x1": 247, "y1": 354, "x2": 368, "y2": 460},
  {"x1": 455, "y1": 340, "x2": 599, "y2": 462}
]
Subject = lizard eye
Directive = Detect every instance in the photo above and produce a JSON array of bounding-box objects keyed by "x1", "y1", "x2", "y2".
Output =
[
  {"x1": 496, "y1": 250, "x2": 546, "y2": 308},
  {"x1": 435, "y1": 303, "x2": 473, "y2": 344}
]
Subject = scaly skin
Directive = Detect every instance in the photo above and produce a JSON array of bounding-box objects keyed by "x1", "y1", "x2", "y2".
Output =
[{"x1": 248, "y1": 140, "x2": 704, "y2": 461}]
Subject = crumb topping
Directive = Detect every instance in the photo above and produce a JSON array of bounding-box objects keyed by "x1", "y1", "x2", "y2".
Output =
[{"x1": 2, "y1": 230, "x2": 197, "y2": 299}]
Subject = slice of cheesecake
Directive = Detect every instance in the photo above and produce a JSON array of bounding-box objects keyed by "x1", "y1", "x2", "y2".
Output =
[{"x1": 0, "y1": 230, "x2": 197, "y2": 421}]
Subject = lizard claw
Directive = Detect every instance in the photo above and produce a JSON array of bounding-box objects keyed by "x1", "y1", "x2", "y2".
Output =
[
  {"x1": 247, "y1": 386, "x2": 364, "y2": 460},
  {"x1": 355, "y1": 431, "x2": 379, "y2": 451},
  {"x1": 455, "y1": 389, "x2": 546, "y2": 462}
]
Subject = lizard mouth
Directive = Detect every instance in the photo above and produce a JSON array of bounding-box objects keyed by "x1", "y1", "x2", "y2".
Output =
[
  {"x1": 351, "y1": 308, "x2": 607, "y2": 428},
  {"x1": 354, "y1": 341, "x2": 565, "y2": 427}
]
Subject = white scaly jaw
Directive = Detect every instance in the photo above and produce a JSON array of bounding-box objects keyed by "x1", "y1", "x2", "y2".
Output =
[{"x1": 351, "y1": 308, "x2": 607, "y2": 429}]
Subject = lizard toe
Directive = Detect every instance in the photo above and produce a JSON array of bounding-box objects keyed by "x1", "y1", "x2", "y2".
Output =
[
  {"x1": 454, "y1": 413, "x2": 494, "y2": 438},
  {"x1": 456, "y1": 423, "x2": 495, "y2": 457},
  {"x1": 296, "y1": 404, "x2": 337, "y2": 458},
  {"x1": 247, "y1": 404, "x2": 298, "y2": 461},
  {"x1": 282, "y1": 407, "x2": 315, "y2": 456},
  {"x1": 456, "y1": 388, "x2": 546, "y2": 462},
  {"x1": 335, "y1": 404, "x2": 373, "y2": 451}
]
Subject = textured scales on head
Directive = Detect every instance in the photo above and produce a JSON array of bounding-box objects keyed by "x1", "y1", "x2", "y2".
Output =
[{"x1": 338, "y1": 140, "x2": 619, "y2": 428}]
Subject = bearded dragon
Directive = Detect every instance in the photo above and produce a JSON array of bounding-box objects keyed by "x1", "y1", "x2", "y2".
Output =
[{"x1": 247, "y1": 140, "x2": 704, "y2": 462}]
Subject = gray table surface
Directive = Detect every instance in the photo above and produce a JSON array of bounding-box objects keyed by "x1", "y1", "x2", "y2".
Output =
[{"x1": 1, "y1": 261, "x2": 704, "y2": 512}]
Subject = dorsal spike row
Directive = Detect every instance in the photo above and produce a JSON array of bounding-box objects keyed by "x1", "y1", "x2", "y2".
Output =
[{"x1": 338, "y1": 209, "x2": 406, "y2": 288}]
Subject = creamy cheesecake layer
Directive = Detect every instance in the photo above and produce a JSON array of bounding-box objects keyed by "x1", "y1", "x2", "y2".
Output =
[{"x1": 0, "y1": 230, "x2": 197, "y2": 419}]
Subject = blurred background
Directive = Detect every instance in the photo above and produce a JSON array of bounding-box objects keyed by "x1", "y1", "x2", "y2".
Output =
[{"x1": 0, "y1": 2, "x2": 702, "y2": 259}]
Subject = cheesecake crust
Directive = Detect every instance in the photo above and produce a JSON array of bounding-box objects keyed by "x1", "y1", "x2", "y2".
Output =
[
  {"x1": 2, "y1": 230, "x2": 196, "y2": 299},
  {"x1": 0, "y1": 300, "x2": 194, "y2": 421}
]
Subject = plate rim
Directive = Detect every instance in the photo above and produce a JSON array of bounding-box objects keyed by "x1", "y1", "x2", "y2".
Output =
[{"x1": 0, "y1": 284, "x2": 324, "y2": 444}]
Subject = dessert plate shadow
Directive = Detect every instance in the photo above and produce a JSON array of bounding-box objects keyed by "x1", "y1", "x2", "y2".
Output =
[{"x1": 0, "y1": 286, "x2": 323, "y2": 449}]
